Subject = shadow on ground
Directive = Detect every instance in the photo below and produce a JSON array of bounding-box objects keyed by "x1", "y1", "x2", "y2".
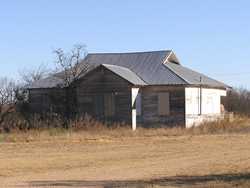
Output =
[{"x1": 27, "y1": 173, "x2": 250, "y2": 188}]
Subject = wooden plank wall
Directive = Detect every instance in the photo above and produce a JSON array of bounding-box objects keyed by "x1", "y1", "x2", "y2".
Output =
[
  {"x1": 28, "y1": 88, "x2": 66, "y2": 114},
  {"x1": 141, "y1": 86, "x2": 185, "y2": 127},
  {"x1": 76, "y1": 66, "x2": 132, "y2": 123},
  {"x1": 28, "y1": 68, "x2": 186, "y2": 128}
]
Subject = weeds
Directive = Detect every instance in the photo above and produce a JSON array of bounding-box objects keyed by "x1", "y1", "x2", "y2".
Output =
[
  {"x1": 0, "y1": 110, "x2": 249, "y2": 143},
  {"x1": 187, "y1": 115, "x2": 250, "y2": 135},
  {"x1": 0, "y1": 115, "x2": 249, "y2": 143}
]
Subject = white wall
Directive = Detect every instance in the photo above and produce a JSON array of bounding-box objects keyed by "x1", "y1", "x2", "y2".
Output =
[
  {"x1": 131, "y1": 87, "x2": 139, "y2": 130},
  {"x1": 185, "y1": 87, "x2": 226, "y2": 128}
]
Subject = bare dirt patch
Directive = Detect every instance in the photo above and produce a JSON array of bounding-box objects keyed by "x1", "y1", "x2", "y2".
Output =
[{"x1": 1, "y1": 131, "x2": 250, "y2": 187}]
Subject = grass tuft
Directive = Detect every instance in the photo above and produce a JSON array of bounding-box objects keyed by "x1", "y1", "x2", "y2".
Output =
[{"x1": 0, "y1": 115, "x2": 249, "y2": 143}]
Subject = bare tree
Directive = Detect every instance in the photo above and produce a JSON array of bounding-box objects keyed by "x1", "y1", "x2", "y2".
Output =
[
  {"x1": 53, "y1": 44, "x2": 89, "y2": 123},
  {"x1": 223, "y1": 87, "x2": 250, "y2": 115},
  {"x1": 19, "y1": 63, "x2": 50, "y2": 86},
  {"x1": 0, "y1": 77, "x2": 16, "y2": 125},
  {"x1": 54, "y1": 44, "x2": 88, "y2": 87}
]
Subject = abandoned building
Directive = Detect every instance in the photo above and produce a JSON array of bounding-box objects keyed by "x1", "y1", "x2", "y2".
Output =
[{"x1": 28, "y1": 50, "x2": 228, "y2": 129}]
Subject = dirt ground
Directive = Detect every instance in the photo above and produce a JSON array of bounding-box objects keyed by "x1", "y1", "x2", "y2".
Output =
[{"x1": 1, "y1": 133, "x2": 250, "y2": 187}]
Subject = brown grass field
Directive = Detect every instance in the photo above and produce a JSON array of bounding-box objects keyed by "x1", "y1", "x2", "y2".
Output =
[{"x1": 1, "y1": 118, "x2": 250, "y2": 187}]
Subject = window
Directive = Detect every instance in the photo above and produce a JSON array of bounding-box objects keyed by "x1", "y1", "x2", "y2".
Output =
[
  {"x1": 158, "y1": 92, "x2": 170, "y2": 115},
  {"x1": 104, "y1": 93, "x2": 115, "y2": 117}
]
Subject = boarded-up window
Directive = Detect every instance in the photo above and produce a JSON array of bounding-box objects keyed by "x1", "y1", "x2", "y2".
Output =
[
  {"x1": 104, "y1": 93, "x2": 115, "y2": 117},
  {"x1": 136, "y1": 93, "x2": 142, "y2": 116},
  {"x1": 94, "y1": 95, "x2": 104, "y2": 117},
  {"x1": 158, "y1": 92, "x2": 170, "y2": 115}
]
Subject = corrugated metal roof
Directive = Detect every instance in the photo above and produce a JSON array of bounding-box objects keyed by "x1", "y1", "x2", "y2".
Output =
[
  {"x1": 82, "y1": 51, "x2": 187, "y2": 85},
  {"x1": 165, "y1": 62, "x2": 228, "y2": 88},
  {"x1": 102, "y1": 64, "x2": 147, "y2": 86},
  {"x1": 28, "y1": 62, "x2": 98, "y2": 89},
  {"x1": 28, "y1": 50, "x2": 228, "y2": 89},
  {"x1": 28, "y1": 76, "x2": 64, "y2": 89}
]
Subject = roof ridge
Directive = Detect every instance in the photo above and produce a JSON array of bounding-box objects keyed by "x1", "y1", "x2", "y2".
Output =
[
  {"x1": 101, "y1": 64, "x2": 147, "y2": 86},
  {"x1": 87, "y1": 50, "x2": 171, "y2": 56},
  {"x1": 101, "y1": 64, "x2": 148, "y2": 85},
  {"x1": 102, "y1": 63, "x2": 129, "y2": 69}
]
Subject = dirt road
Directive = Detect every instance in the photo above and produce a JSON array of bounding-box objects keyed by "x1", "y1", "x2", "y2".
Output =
[{"x1": 1, "y1": 134, "x2": 250, "y2": 187}]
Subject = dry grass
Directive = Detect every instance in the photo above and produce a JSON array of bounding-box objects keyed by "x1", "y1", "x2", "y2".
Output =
[
  {"x1": 1, "y1": 117, "x2": 250, "y2": 187},
  {"x1": 0, "y1": 115, "x2": 249, "y2": 143}
]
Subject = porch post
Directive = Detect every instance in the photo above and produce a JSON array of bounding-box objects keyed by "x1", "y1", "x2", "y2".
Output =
[{"x1": 131, "y1": 88, "x2": 139, "y2": 131}]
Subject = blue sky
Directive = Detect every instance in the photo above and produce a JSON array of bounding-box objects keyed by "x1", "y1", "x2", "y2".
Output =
[{"x1": 1, "y1": 0, "x2": 250, "y2": 88}]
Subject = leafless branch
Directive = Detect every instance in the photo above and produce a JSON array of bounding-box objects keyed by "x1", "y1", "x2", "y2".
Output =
[
  {"x1": 19, "y1": 63, "x2": 50, "y2": 86},
  {"x1": 53, "y1": 44, "x2": 88, "y2": 87},
  {"x1": 0, "y1": 77, "x2": 17, "y2": 125}
]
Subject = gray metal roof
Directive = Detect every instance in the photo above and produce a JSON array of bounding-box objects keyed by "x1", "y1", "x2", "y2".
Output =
[
  {"x1": 28, "y1": 62, "x2": 98, "y2": 89},
  {"x1": 28, "y1": 50, "x2": 228, "y2": 89},
  {"x1": 165, "y1": 62, "x2": 228, "y2": 88},
  {"x1": 82, "y1": 51, "x2": 187, "y2": 85},
  {"x1": 102, "y1": 64, "x2": 147, "y2": 86},
  {"x1": 28, "y1": 75, "x2": 64, "y2": 89}
]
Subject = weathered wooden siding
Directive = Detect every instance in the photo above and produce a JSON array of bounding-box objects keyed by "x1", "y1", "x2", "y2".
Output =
[
  {"x1": 28, "y1": 88, "x2": 66, "y2": 114},
  {"x1": 140, "y1": 86, "x2": 185, "y2": 127},
  {"x1": 28, "y1": 69, "x2": 187, "y2": 128},
  {"x1": 76, "y1": 66, "x2": 132, "y2": 123}
]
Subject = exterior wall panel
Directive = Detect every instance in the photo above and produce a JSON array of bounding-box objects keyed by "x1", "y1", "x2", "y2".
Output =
[
  {"x1": 76, "y1": 66, "x2": 132, "y2": 124},
  {"x1": 141, "y1": 86, "x2": 185, "y2": 127},
  {"x1": 185, "y1": 87, "x2": 227, "y2": 128}
]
